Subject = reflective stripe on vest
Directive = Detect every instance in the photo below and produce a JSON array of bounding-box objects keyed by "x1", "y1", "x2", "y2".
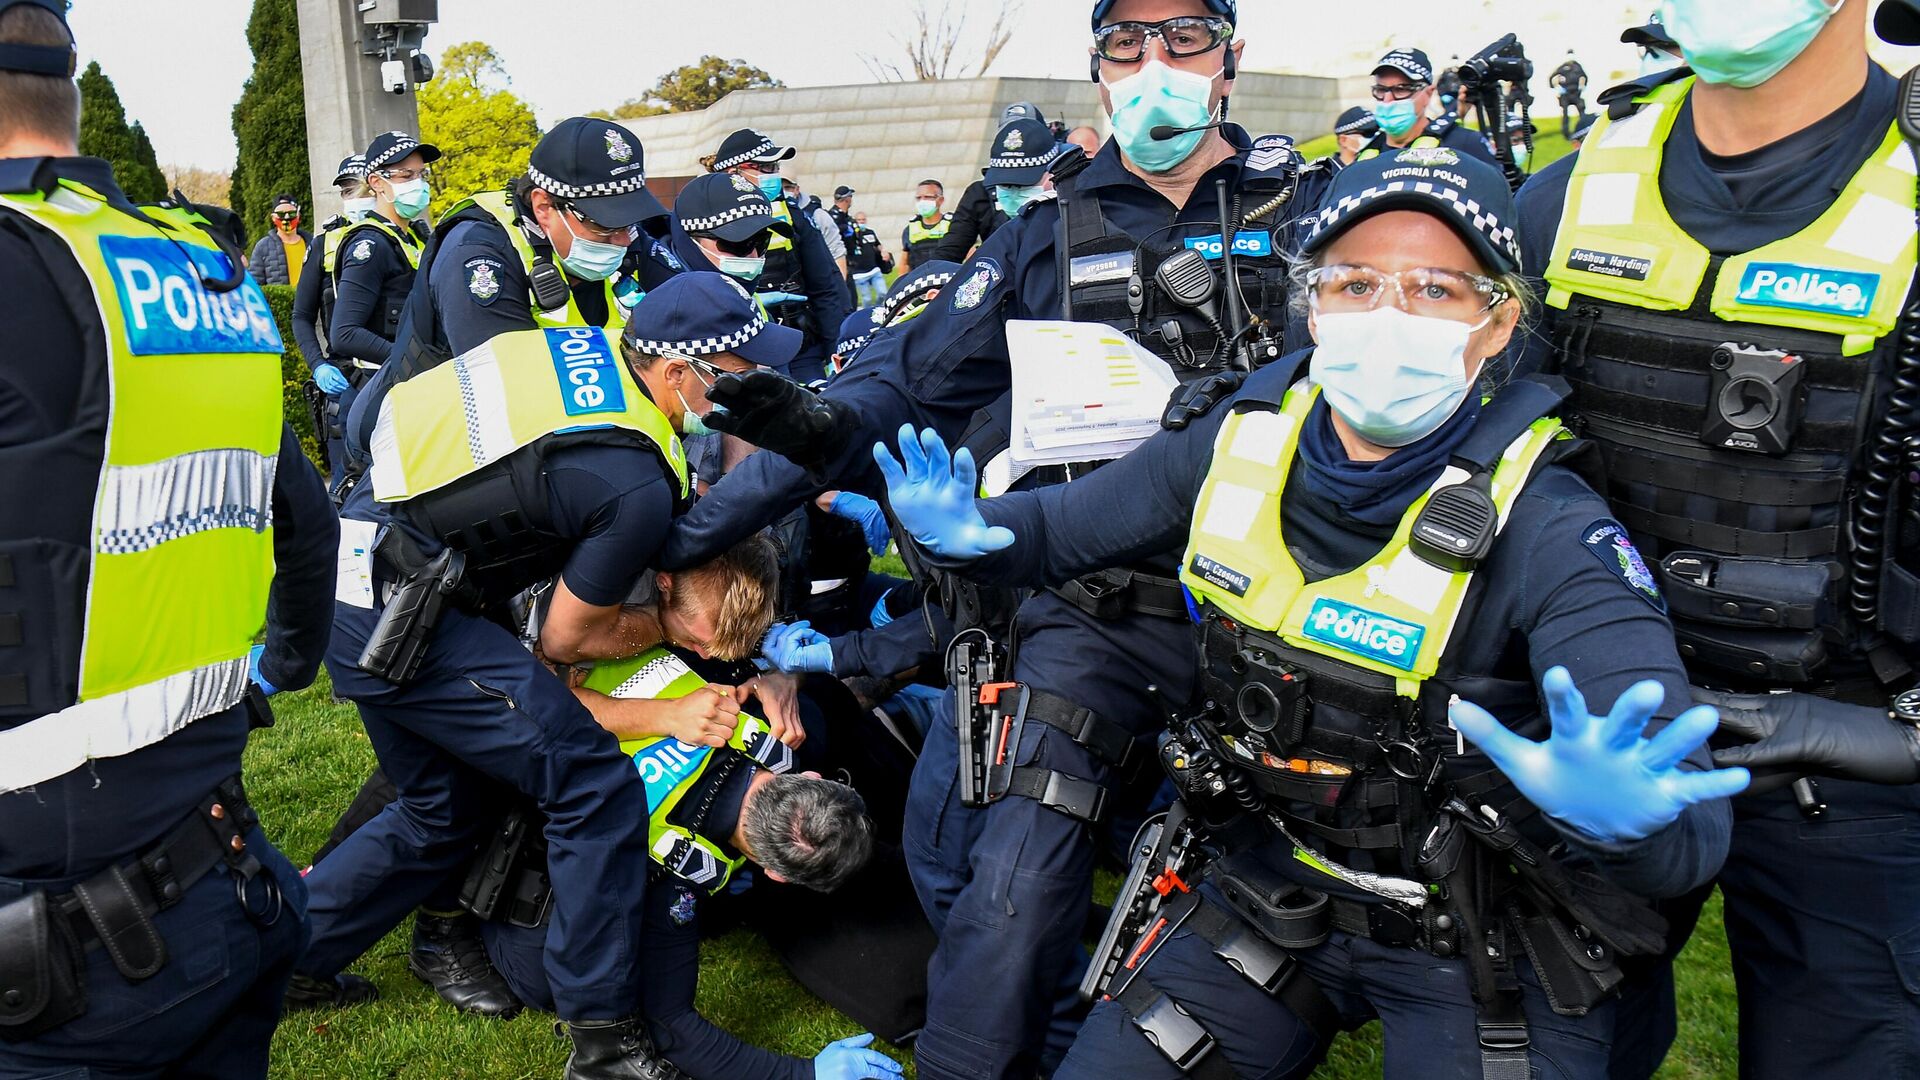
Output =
[
  {"x1": 1355, "y1": 132, "x2": 1442, "y2": 162},
  {"x1": 368, "y1": 326, "x2": 689, "y2": 503},
  {"x1": 441, "y1": 191, "x2": 626, "y2": 334},
  {"x1": 584, "y1": 647, "x2": 794, "y2": 891},
  {"x1": 0, "y1": 182, "x2": 282, "y2": 789},
  {"x1": 1179, "y1": 384, "x2": 1563, "y2": 696},
  {"x1": 768, "y1": 198, "x2": 795, "y2": 253},
  {"x1": 1545, "y1": 76, "x2": 1919, "y2": 356},
  {"x1": 907, "y1": 215, "x2": 952, "y2": 246}
]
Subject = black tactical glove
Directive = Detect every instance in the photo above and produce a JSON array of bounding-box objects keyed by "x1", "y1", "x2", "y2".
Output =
[
  {"x1": 1161, "y1": 369, "x2": 1247, "y2": 431},
  {"x1": 703, "y1": 370, "x2": 851, "y2": 471},
  {"x1": 1693, "y1": 687, "x2": 1920, "y2": 786}
]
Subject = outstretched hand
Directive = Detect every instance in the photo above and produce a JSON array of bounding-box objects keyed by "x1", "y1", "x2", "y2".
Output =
[
  {"x1": 704, "y1": 370, "x2": 844, "y2": 466},
  {"x1": 871, "y1": 424, "x2": 1014, "y2": 560},
  {"x1": 814, "y1": 1032, "x2": 903, "y2": 1080},
  {"x1": 1450, "y1": 667, "x2": 1750, "y2": 843}
]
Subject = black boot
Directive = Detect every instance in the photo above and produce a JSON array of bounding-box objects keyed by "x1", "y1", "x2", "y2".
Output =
[
  {"x1": 283, "y1": 972, "x2": 379, "y2": 1011},
  {"x1": 408, "y1": 910, "x2": 523, "y2": 1019},
  {"x1": 563, "y1": 1018, "x2": 691, "y2": 1080}
]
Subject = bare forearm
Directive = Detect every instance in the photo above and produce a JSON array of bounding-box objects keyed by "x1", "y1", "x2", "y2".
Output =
[
  {"x1": 570, "y1": 688, "x2": 678, "y2": 742},
  {"x1": 543, "y1": 604, "x2": 665, "y2": 664}
]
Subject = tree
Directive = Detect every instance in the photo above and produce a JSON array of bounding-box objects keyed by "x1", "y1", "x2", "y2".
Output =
[
  {"x1": 230, "y1": 0, "x2": 309, "y2": 243},
  {"x1": 864, "y1": 0, "x2": 1021, "y2": 82},
  {"x1": 76, "y1": 61, "x2": 166, "y2": 202},
  {"x1": 418, "y1": 42, "x2": 541, "y2": 198},
  {"x1": 164, "y1": 164, "x2": 233, "y2": 208},
  {"x1": 591, "y1": 56, "x2": 782, "y2": 118}
]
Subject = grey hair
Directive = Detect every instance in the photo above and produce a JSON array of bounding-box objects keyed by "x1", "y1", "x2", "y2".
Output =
[{"x1": 742, "y1": 773, "x2": 874, "y2": 893}]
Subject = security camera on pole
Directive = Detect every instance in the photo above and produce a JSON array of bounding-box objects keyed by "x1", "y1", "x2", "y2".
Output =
[{"x1": 295, "y1": 0, "x2": 438, "y2": 218}]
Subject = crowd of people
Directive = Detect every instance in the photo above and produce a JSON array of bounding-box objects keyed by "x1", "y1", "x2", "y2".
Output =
[{"x1": 6, "y1": 0, "x2": 1920, "y2": 1079}]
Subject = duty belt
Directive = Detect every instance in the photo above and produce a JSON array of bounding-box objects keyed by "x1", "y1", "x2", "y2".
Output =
[{"x1": 1053, "y1": 567, "x2": 1190, "y2": 621}]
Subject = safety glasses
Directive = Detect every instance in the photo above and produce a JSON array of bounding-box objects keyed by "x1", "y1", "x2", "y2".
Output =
[
  {"x1": 1371, "y1": 82, "x2": 1429, "y2": 101},
  {"x1": 376, "y1": 165, "x2": 432, "y2": 183},
  {"x1": 1306, "y1": 264, "x2": 1509, "y2": 322},
  {"x1": 714, "y1": 231, "x2": 771, "y2": 258},
  {"x1": 1093, "y1": 15, "x2": 1233, "y2": 63},
  {"x1": 561, "y1": 204, "x2": 637, "y2": 245}
]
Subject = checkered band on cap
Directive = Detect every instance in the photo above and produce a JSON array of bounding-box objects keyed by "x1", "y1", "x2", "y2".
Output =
[
  {"x1": 713, "y1": 135, "x2": 781, "y2": 173},
  {"x1": 528, "y1": 165, "x2": 651, "y2": 202},
  {"x1": 837, "y1": 330, "x2": 875, "y2": 356},
  {"x1": 877, "y1": 270, "x2": 959, "y2": 325},
  {"x1": 624, "y1": 308, "x2": 772, "y2": 358},
  {"x1": 679, "y1": 204, "x2": 771, "y2": 235},
  {"x1": 367, "y1": 134, "x2": 419, "y2": 172},
  {"x1": 987, "y1": 142, "x2": 1066, "y2": 172},
  {"x1": 1310, "y1": 180, "x2": 1521, "y2": 268}
]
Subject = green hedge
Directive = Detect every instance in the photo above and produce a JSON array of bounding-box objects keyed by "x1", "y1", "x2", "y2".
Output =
[{"x1": 260, "y1": 283, "x2": 326, "y2": 471}]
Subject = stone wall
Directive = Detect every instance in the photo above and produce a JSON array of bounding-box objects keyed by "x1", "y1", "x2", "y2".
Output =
[{"x1": 620, "y1": 72, "x2": 1340, "y2": 236}]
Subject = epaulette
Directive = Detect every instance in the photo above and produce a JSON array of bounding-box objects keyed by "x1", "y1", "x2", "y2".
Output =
[
  {"x1": 1244, "y1": 134, "x2": 1300, "y2": 180},
  {"x1": 1598, "y1": 66, "x2": 1692, "y2": 120},
  {"x1": 0, "y1": 156, "x2": 57, "y2": 196}
]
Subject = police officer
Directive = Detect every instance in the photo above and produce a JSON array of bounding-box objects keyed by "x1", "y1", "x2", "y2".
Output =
[
  {"x1": 707, "y1": 128, "x2": 851, "y2": 383},
  {"x1": 845, "y1": 207, "x2": 893, "y2": 308},
  {"x1": 651, "y1": 3, "x2": 1334, "y2": 1075},
  {"x1": 0, "y1": 1, "x2": 337, "y2": 1073},
  {"x1": 1514, "y1": 0, "x2": 1920, "y2": 1075},
  {"x1": 877, "y1": 148, "x2": 1744, "y2": 1079},
  {"x1": 1358, "y1": 48, "x2": 1499, "y2": 165},
  {"x1": 343, "y1": 116, "x2": 670, "y2": 464},
  {"x1": 1550, "y1": 51, "x2": 1590, "y2": 139},
  {"x1": 1622, "y1": 11, "x2": 1683, "y2": 78},
  {"x1": 934, "y1": 102, "x2": 1048, "y2": 264},
  {"x1": 1332, "y1": 106, "x2": 1377, "y2": 166},
  {"x1": 980, "y1": 116, "x2": 1071, "y2": 223},
  {"x1": 656, "y1": 170, "x2": 791, "y2": 290},
  {"x1": 290, "y1": 152, "x2": 371, "y2": 483},
  {"x1": 901, "y1": 179, "x2": 951, "y2": 271}
]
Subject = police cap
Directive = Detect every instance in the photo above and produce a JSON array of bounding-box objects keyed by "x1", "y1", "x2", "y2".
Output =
[
  {"x1": 1334, "y1": 106, "x2": 1378, "y2": 138},
  {"x1": 983, "y1": 118, "x2": 1066, "y2": 188},
  {"x1": 1879, "y1": 0, "x2": 1920, "y2": 45},
  {"x1": 528, "y1": 116, "x2": 668, "y2": 229},
  {"x1": 836, "y1": 307, "x2": 883, "y2": 361},
  {"x1": 1091, "y1": 0, "x2": 1233, "y2": 30},
  {"x1": 363, "y1": 131, "x2": 441, "y2": 175},
  {"x1": 834, "y1": 185, "x2": 856, "y2": 199},
  {"x1": 876, "y1": 260, "x2": 963, "y2": 327},
  {"x1": 712, "y1": 128, "x2": 797, "y2": 173},
  {"x1": 1303, "y1": 145, "x2": 1521, "y2": 276},
  {"x1": 0, "y1": 0, "x2": 74, "y2": 76},
  {"x1": 1001, "y1": 101, "x2": 1046, "y2": 124},
  {"x1": 1620, "y1": 10, "x2": 1679, "y2": 51},
  {"x1": 674, "y1": 172, "x2": 789, "y2": 244},
  {"x1": 622, "y1": 271, "x2": 802, "y2": 370},
  {"x1": 333, "y1": 155, "x2": 368, "y2": 186},
  {"x1": 1373, "y1": 48, "x2": 1434, "y2": 85}
]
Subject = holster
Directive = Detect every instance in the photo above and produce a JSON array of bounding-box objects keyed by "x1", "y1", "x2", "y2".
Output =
[
  {"x1": 356, "y1": 529, "x2": 468, "y2": 686},
  {"x1": 0, "y1": 893, "x2": 86, "y2": 1042},
  {"x1": 459, "y1": 804, "x2": 552, "y2": 929}
]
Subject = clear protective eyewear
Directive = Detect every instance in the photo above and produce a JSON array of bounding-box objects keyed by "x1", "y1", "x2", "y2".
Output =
[
  {"x1": 1370, "y1": 82, "x2": 1428, "y2": 101},
  {"x1": 377, "y1": 165, "x2": 432, "y2": 183},
  {"x1": 563, "y1": 204, "x2": 638, "y2": 245},
  {"x1": 1306, "y1": 264, "x2": 1510, "y2": 322},
  {"x1": 1094, "y1": 16, "x2": 1234, "y2": 63}
]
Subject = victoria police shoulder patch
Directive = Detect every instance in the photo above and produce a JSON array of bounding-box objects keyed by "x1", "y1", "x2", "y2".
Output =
[
  {"x1": 652, "y1": 238, "x2": 686, "y2": 272},
  {"x1": 1582, "y1": 519, "x2": 1665, "y2": 612},
  {"x1": 668, "y1": 886, "x2": 698, "y2": 927},
  {"x1": 347, "y1": 237, "x2": 375, "y2": 265},
  {"x1": 951, "y1": 257, "x2": 1003, "y2": 313},
  {"x1": 465, "y1": 256, "x2": 505, "y2": 305}
]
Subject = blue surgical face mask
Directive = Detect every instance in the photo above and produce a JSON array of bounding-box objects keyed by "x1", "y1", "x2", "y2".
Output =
[
  {"x1": 675, "y1": 362, "x2": 717, "y2": 437},
  {"x1": 757, "y1": 173, "x2": 784, "y2": 201},
  {"x1": 1373, "y1": 98, "x2": 1422, "y2": 139},
  {"x1": 995, "y1": 184, "x2": 1045, "y2": 218},
  {"x1": 716, "y1": 254, "x2": 766, "y2": 282},
  {"x1": 343, "y1": 196, "x2": 378, "y2": 220},
  {"x1": 1310, "y1": 307, "x2": 1486, "y2": 448},
  {"x1": 386, "y1": 177, "x2": 431, "y2": 220},
  {"x1": 1660, "y1": 0, "x2": 1843, "y2": 88},
  {"x1": 916, "y1": 198, "x2": 940, "y2": 218},
  {"x1": 1103, "y1": 59, "x2": 1220, "y2": 174},
  {"x1": 558, "y1": 213, "x2": 628, "y2": 282}
]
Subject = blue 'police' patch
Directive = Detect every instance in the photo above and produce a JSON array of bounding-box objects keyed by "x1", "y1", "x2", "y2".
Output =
[
  {"x1": 1302, "y1": 597, "x2": 1425, "y2": 671},
  {"x1": 545, "y1": 326, "x2": 627, "y2": 417},
  {"x1": 1582, "y1": 519, "x2": 1665, "y2": 612},
  {"x1": 98, "y1": 235, "x2": 284, "y2": 356},
  {"x1": 950, "y1": 257, "x2": 1003, "y2": 313},
  {"x1": 1184, "y1": 231, "x2": 1274, "y2": 261},
  {"x1": 465, "y1": 256, "x2": 505, "y2": 306},
  {"x1": 668, "y1": 887, "x2": 699, "y2": 927},
  {"x1": 630, "y1": 736, "x2": 713, "y2": 813},
  {"x1": 1735, "y1": 263, "x2": 1878, "y2": 319}
]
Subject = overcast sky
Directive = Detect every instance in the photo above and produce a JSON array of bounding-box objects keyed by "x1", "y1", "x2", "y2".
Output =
[{"x1": 66, "y1": 0, "x2": 1920, "y2": 172}]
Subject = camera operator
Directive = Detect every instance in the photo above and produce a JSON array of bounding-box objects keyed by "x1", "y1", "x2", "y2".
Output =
[
  {"x1": 1354, "y1": 47, "x2": 1499, "y2": 165},
  {"x1": 1550, "y1": 50, "x2": 1589, "y2": 138}
]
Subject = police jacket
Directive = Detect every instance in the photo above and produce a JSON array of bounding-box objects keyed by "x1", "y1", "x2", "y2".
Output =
[
  {"x1": 1358, "y1": 115, "x2": 1500, "y2": 166},
  {"x1": 659, "y1": 127, "x2": 1336, "y2": 571},
  {"x1": 328, "y1": 215, "x2": 424, "y2": 369},
  {"x1": 943, "y1": 353, "x2": 1731, "y2": 901},
  {"x1": 1514, "y1": 66, "x2": 1920, "y2": 693},
  {"x1": 290, "y1": 214, "x2": 349, "y2": 370},
  {"x1": 0, "y1": 156, "x2": 336, "y2": 878}
]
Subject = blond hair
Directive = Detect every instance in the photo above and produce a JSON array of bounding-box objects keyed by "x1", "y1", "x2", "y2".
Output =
[{"x1": 667, "y1": 533, "x2": 780, "y2": 661}]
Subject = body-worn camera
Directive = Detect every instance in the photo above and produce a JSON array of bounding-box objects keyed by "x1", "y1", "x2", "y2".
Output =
[{"x1": 1704, "y1": 342, "x2": 1807, "y2": 455}]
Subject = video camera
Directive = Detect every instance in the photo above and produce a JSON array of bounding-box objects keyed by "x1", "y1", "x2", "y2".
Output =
[
  {"x1": 1458, "y1": 33, "x2": 1536, "y2": 191},
  {"x1": 1457, "y1": 34, "x2": 1532, "y2": 90}
]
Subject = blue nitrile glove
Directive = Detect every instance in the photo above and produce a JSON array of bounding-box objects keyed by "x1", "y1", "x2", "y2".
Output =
[
  {"x1": 757, "y1": 290, "x2": 809, "y2": 306},
  {"x1": 248, "y1": 644, "x2": 279, "y2": 696},
  {"x1": 762, "y1": 620, "x2": 834, "y2": 675},
  {"x1": 814, "y1": 1032, "x2": 904, "y2": 1080},
  {"x1": 870, "y1": 590, "x2": 895, "y2": 628},
  {"x1": 871, "y1": 424, "x2": 1014, "y2": 560},
  {"x1": 313, "y1": 362, "x2": 351, "y2": 396},
  {"x1": 1450, "y1": 666, "x2": 1750, "y2": 843},
  {"x1": 830, "y1": 491, "x2": 893, "y2": 555}
]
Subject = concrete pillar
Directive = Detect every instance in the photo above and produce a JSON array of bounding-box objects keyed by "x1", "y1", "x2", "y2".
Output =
[{"x1": 295, "y1": 0, "x2": 428, "y2": 217}]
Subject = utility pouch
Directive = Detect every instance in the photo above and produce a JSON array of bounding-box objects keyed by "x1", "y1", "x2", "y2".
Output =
[
  {"x1": 1210, "y1": 853, "x2": 1331, "y2": 951},
  {"x1": 357, "y1": 540, "x2": 465, "y2": 686},
  {"x1": 981, "y1": 682, "x2": 1030, "y2": 803},
  {"x1": 1660, "y1": 551, "x2": 1828, "y2": 631},
  {"x1": 1670, "y1": 619, "x2": 1828, "y2": 684},
  {"x1": 71, "y1": 865, "x2": 166, "y2": 981},
  {"x1": 0, "y1": 892, "x2": 87, "y2": 1042},
  {"x1": 1507, "y1": 904, "x2": 1623, "y2": 1018}
]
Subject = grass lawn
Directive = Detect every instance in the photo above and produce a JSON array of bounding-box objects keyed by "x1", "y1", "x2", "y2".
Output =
[
  {"x1": 254, "y1": 664, "x2": 1738, "y2": 1078},
  {"x1": 1294, "y1": 126, "x2": 1581, "y2": 173}
]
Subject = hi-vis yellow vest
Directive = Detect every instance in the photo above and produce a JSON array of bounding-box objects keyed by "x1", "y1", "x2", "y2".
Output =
[
  {"x1": 1180, "y1": 385, "x2": 1563, "y2": 697},
  {"x1": 768, "y1": 197, "x2": 795, "y2": 253},
  {"x1": 585, "y1": 647, "x2": 794, "y2": 891},
  {"x1": 329, "y1": 214, "x2": 422, "y2": 275},
  {"x1": 1356, "y1": 131, "x2": 1441, "y2": 162},
  {"x1": 0, "y1": 181, "x2": 283, "y2": 790},
  {"x1": 440, "y1": 191, "x2": 627, "y2": 334},
  {"x1": 1545, "y1": 76, "x2": 1919, "y2": 357},
  {"x1": 906, "y1": 215, "x2": 952, "y2": 247},
  {"x1": 368, "y1": 326, "x2": 688, "y2": 504}
]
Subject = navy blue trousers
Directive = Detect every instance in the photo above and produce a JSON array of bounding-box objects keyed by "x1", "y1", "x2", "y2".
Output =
[
  {"x1": 0, "y1": 826, "x2": 308, "y2": 1080},
  {"x1": 904, "y1": 597, "x2": 1196, "y2": 1080},
  {"x1": 299, "y1": 600, "x2": 653, "y2": 1021}
]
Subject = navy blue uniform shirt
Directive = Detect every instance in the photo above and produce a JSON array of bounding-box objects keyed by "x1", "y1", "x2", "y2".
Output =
[
  {"x1": 660, "y1": 129, "x2": 1337, "y2": 570},
  {"x1": 290, "y1": 227, "x2": 333, "y2": 371},
  {"x1": 950, "y1": 352, "x2": 1732, "y2": 899},
  {"x1": 0, "y1": 158, "x2": 338, "y2": 877},
  {"x1": 328, "y1": 218, "x2": 422, "y2": 367}
]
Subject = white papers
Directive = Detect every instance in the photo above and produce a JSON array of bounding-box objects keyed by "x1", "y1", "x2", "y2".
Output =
[{"x1": 991, "y1": 320, "x2": 1180, "y2": 495}]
